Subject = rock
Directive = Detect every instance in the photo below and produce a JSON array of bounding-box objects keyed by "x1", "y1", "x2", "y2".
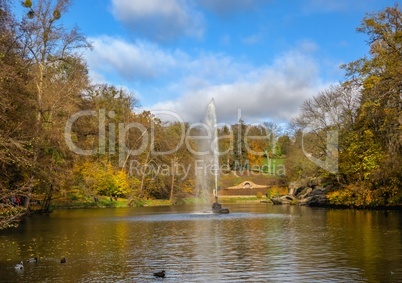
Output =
[
  {"x1": 284, "y1": 195, "x2": 296, "y2": 201},
  {"x1": 272, "y1": 179, "x2": 329, "y2": 206},
  {"x1": 308, "y1": 177, "x2": 322, "y2": 188},
  {"x1": 270, "y1": 195, "x2": 297, "y2": 205},
  {"x1": 298, "y1": 187, "x2": 313, "y2": 199},
  {"x1": 270, "y1": 197, "x2": 282, "y2": 205},
  {"x1": 294, "y1": 186, "x2": 305, "y2": 196},
  {"x1": 310, "y1": 187, "x2": 326, "y2": 196},
  {"x1": 288, "y1": 188, "x2": 295, "y2": 196},
  {"x1": 286, "y1": 178, "x2": 331, "y2": 207},
  {"x1": 289, "y1": 181, "x2": 302, "y2": 190},
  {"x1": 307, "y1": 187, "x2": 327, "y2": 207},
  {"x1": 298, "y1": 196, "x2": 312, "y2": 206},
  {"x1": 307, "y1": 195, "x2": 327, "y2": 207},
  {"x1": 270, "y1": 196, "x2": 291, "y2": 205}
]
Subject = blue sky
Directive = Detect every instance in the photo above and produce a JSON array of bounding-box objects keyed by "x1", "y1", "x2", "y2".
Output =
[{"x1": 16, "y1": 0, "x2": 394, "y2": 124}]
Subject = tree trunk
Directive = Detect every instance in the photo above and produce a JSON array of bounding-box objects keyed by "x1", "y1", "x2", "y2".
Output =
[
  {"x1": 169, "y1": 157, "x2": 176, "y2": 202},
  {"x1": 41, "y1": 183, "x2": 53, "y2": 213}
]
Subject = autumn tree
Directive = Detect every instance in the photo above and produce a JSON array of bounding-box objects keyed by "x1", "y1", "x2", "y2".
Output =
[
  {"x1": 284, "y1": 130, "x2": 320, "y2": 180},
  {"x1": 163, "y1": 122, "x2": 194, "y2": 201},
  {"x1": 18, "y1": 0, "x2": 91, "y2": 211},
  {"x1": 342, "y1": 4, "x2": 402, "y2": 192},
  {"x1": 70, "y1": 84, "x2": 139, "y2": 199},
  {"x1": 244, "y1": 124, "x2": 268, "y2": 168},
  {"x1": 290, "y1": 5, "x2": 402, "y2": 206},
  {"x1": 230, "y1": 119, "x2": 248, "y2": 170},
  {"x1": 0, "y1": 0, "x2": 36, "y2": 228},
  {"x1": 262, "y1": 122, "x2": 282, "y2": 157},
  {"x1": 292, "y1": 84, "x2": 361, "y2": 177}
]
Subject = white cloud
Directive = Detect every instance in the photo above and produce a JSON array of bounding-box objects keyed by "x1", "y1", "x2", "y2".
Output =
[
  {"x1": 86, "y1": 36, "x2": 180, "y2": 81},
  {"x1": 111, "y1": 0, "x2": 204, "y2": 41},
  {"x1": 149, "y1": 50, "x2": 329, "y2": 124},
  {"x1": 86, "y1": 35, "x2": 331, "y2": 124}
]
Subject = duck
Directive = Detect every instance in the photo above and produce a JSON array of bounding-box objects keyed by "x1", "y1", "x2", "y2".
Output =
[
  {"x1": 14, "y1": 261, "x2": 24, "y2": 270},
  {"x1": 153, "y1": 270, "x2": 165, "y2": 278},
  {"x1": 26, "y1": 257, "x2": 38, "y2": 263},
  {"x1": 60, "y1": 257, "x2": 66, "y2": 263}
]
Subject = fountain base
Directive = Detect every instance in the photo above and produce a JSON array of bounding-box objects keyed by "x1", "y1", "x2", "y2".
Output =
[
  {"x1": 203, "y1": 208, "x2": 230, "y2": 214},
  {"x1": 210, "y1": 201, "x2": 229, "y2": 214},
  {"x1": 211, "y1": 207, "x2": 230, "y2": 214}
]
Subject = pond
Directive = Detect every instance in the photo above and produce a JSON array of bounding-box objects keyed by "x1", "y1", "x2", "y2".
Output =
[{"x1": 0, "y1": 204, "x2": 401, "y2": 282}]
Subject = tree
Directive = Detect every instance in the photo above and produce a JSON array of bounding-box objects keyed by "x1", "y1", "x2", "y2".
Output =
[
  {"x1": 69, "y1": 84, "x2": 140, "y2": 200},
  {"x1": 292, "y1": 84, "x2": 360, "y2": 177},
  {"x1": 284, "y1": 130, "x2": 320, "y2": 180},
  {"x1": 231, "y1": 119, "x2": 248, "y2": 170},
  {"x1": 244, "y1": 124, "x2": 268, "y2": 168},
  {"x1": 262, "y1": 122, "x2": 281, "y2": 153},
  {"x1": 0, "y1": 0, "x2": 36, "y2": 229},
  {"x1": 218, "y1": 125, "x2": 234, "y2": 170},
  {"x1": 18, "y1": 0, "x2": 91, "y2": 212},
  {"x1": 342, "y1": 4, "x2": 402, "y2": 190}
]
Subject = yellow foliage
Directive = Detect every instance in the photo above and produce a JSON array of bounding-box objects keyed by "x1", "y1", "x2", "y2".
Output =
[
  {"x1": 362, "y1": 75, "x2": 380, "y2": 90},
  {"x1": 73, "y1": 161, "x2": 137, "y2": 197},
  {"x1": 327, "y1": 185, "x2": 399, "y2": 207},
  {"x1": 246, "y1": 140, "x2": 264, "y2": 166},
  {"x1": 23, "y1": 0, "x2": 32, "y2": 8},
  {"x1": 266, "y1": 186, "x2": 288, "y2": 198}
]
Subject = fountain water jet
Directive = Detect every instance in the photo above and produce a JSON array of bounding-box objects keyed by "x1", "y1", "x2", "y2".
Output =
[{"x1": 196, "y1": 99, "x2": 229, "y2": 214}]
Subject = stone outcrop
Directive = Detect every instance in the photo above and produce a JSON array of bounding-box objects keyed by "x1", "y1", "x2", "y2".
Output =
[{"x1": 270, "y1": 178, "x2": 327, "y2": 207}]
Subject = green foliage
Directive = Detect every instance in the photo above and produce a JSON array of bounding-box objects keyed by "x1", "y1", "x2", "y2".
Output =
[
  {"x1": 340, "y1": 130, "x2": 383, "y2": 182},
  {"x1": 262, "y1": 158, "x2": 285, "y2": 175},
  {"x1": 284, "y1": 131, "x2": 320, "y2": 180}
]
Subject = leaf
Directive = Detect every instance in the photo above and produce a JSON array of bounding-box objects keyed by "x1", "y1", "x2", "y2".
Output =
[{"x1": 23, "y1": 0, "x2": 32, "y2": 8}]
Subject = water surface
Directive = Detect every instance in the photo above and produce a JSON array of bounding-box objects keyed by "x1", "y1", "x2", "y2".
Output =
[{"x1": 0, "y1": 204, "x2": 401, "y2": 282}]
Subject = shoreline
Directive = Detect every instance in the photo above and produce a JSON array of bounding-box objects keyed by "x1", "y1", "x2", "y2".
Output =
[{"x1": 45, "y1": 196, "x2": 402, "y2": 211}]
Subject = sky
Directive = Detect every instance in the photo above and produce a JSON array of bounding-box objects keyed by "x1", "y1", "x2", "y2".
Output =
[{"x1": 15, "y1": 0, "x2": 395, "y2": 124}]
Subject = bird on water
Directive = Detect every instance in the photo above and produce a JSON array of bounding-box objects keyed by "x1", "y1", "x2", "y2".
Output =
[
  {"x1": 14, "y1": 261, "x2": 24, "y2": 270},
  {"x1": 153, "y1": 270, "x2": 165, "y2": 278},
  {"x1": 27, "y1": 257, "x2": 38, "y2": 263}
]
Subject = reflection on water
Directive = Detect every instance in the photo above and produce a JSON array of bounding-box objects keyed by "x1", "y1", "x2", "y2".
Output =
[{"x1": 0, "y1": 205, "x2": 401, "y2": 282}]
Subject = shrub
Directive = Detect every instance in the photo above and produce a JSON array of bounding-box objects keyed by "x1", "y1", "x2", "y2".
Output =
[
  {"x1": 327, "y1": 184, "x2": 399, "y2": 207},
  {"x1": 266, "y1": 186, "x2": 288, "y2": 198}
]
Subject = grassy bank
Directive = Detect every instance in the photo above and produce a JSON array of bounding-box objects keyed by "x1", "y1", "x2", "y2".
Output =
[
  {"x1": 50, "y1": 196, "x2": 171, "y2": 210},
  {"x1": 218, "y1": 196, "x2": 262, "y2": 203}
]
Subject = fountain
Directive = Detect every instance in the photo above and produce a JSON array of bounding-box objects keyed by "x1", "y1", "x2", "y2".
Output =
[{"x1": 196, "y1": 99, "x2": 229, "y2": 214}]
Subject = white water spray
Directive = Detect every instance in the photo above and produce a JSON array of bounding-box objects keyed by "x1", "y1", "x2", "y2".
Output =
[{"x1": 196, "y1": 98, "x2": 219, "y2": 202}]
